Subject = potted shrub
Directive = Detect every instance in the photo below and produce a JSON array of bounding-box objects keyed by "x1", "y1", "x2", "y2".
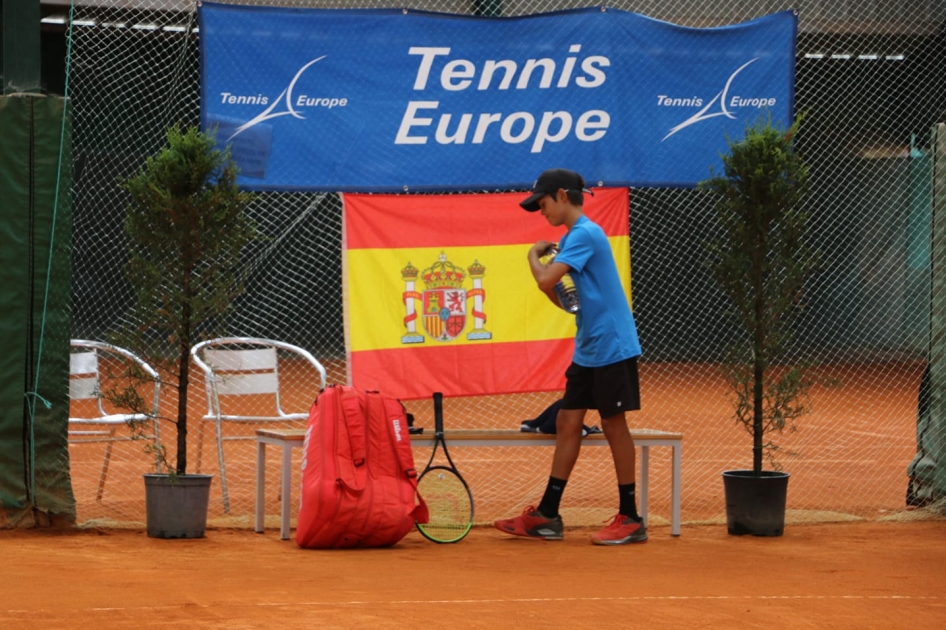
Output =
[
  {"x1": 701, "y1": 115, "x2": 818, "y2": 536},
  {"x1": 109, "y1": 124, "x2": 257, "y2": 538}
]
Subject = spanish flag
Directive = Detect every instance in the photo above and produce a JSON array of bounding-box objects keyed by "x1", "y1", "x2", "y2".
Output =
[{"x1": 343, "y1": 189, "x2": 630, "y2": 400}]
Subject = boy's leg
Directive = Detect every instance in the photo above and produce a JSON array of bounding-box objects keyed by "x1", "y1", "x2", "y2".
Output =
[
  {"x1": 590, "y1": 358, "x2": 648, "y2": 545},
  {"x1": 600, "y1": 412, "x2": 635, "y2": 485},
  {"x1": 536, "y1": 407, "x2": 585, "y2": 517},
  {"x1": 602, "y1": 411, "x2": 642, "y2": 519},
  {"x1": 550, "y1": 407, "x2": 586, "y2": 480}
]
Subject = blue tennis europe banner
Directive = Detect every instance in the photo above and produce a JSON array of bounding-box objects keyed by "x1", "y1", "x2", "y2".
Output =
[{"x1": 198, "y1": 3, "x2": 796, "y2": 192}]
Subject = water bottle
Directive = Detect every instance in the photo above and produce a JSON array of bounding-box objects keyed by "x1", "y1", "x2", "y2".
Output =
[{"x1": 539, "y1": 244, "x2": 581, "y2": 314}]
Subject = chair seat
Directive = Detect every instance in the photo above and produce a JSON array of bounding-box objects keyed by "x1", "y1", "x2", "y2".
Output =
[{"x1": 69, "y1": 413, "x2": 149, "y2": 426}]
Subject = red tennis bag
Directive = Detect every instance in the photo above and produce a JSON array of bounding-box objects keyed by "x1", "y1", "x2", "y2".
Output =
[{"x1": 296, "y1": 385, "x2": 428, "y2": 548}]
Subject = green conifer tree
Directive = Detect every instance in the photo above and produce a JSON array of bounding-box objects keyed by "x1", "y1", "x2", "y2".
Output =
[
  {"x1": 702, "y1": 116, "x2": 818, "y2": 474},
  {"x1": 115, "y1": 125, "x2": 256, "y2": 475}
]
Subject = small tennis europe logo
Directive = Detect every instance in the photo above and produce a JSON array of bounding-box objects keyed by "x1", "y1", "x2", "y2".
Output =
[{"x1": 400, "y1": 252, "x2": 491, "y2": 344}]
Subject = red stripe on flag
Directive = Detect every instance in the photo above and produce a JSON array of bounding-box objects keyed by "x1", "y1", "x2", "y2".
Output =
[
  {"x1": 350, "y1": 338, "x2": 573, "y2": 400},
  {"x1": 344, "y1": 189, "x2": 628, "y2": 250}
]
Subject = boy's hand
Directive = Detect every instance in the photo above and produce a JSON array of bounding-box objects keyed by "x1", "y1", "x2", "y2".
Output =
[{"x1": 530, "y1": 240, "x2": 555, "y2": 260}]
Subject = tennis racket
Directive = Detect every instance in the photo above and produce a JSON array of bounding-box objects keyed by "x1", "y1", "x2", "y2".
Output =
[{"x1": 415, "y1": 392, "x2": 474, "y2": 543}]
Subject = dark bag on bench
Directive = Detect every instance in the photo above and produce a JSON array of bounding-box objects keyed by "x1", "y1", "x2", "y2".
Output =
[{"x1": 520, "y1": 398, "x2": 601, "y2": 436}]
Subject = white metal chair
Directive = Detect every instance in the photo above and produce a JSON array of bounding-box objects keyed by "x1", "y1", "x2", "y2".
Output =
[
  {"x1": 190, "y1": 337, "x2": 327, "y2": 512},
  {"x1": 68, "y1": 339, "x2": 161, "y2": 501}
]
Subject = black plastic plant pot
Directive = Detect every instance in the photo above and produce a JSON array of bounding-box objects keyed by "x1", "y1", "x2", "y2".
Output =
[
  {"x1": 144, "y1": 473, "x2": 213, "y2": 539},
  {"x1": 722, "y1": 470, "x2": 790, "y2": 536}
]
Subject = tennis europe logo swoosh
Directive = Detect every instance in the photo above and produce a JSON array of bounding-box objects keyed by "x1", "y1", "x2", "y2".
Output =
[
  {"x1": 662, "y1": 58, "x2": 759, "y2": 141},
  {"x1": 227, "y1": 56, "x2": 327, "y2": 141}
]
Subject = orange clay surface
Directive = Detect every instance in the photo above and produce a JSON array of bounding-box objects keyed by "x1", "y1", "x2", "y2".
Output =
[{"x1": 2, "y1": 519, "x2": 944, "y2": 630}]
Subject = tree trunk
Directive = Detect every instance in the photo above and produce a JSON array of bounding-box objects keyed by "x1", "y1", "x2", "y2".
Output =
[
  {"x1": 176, "y1": 335, "x2": 189, "y2": 475},
  {"x1": 176, "y1": 266, "x2": 192, "y2": 475},
  {"x1": 753, "y1": 355, "x2": 764, "y2": 474},
  {"x1": 752, "y1": 224, "x2": 767, "y2": 475}
]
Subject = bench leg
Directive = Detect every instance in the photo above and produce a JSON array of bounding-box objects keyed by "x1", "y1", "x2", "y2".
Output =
[
  {"x1": 639, "y1": 445, "x2": 649, "y2": 528},
  {"x1": 255, "y1": 440, "x2": 266, "y2": 534},
  {"x1": 280, "y1": 443, "x2": 293, "y2": 540},
  {"x1": 672, "y1": 442, "x2": 681, "y2": 536}
]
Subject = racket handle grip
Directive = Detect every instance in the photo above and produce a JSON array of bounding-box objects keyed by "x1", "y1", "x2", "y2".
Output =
[{"x1": 433, "y1": 392, "x2": 443, "y2": 432}]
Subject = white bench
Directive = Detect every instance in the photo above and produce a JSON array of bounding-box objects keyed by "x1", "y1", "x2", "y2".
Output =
[{"x1": 255, "y1": 428, "x2": 682, "y2": 540}]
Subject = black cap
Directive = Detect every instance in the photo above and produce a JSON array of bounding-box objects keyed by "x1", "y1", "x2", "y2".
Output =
[{"x1": 520, "y1": 168, "x2": 593, "y2": 212}]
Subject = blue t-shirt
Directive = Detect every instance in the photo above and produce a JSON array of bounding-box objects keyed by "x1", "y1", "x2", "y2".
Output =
[{"x1": 554, "y1": 215, "x2": 641, "y2": 367}]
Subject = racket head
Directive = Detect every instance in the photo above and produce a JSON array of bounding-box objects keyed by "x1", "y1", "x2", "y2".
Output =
[{"x1": 415, "y1": 465, "x2": 474, "y2": 543}]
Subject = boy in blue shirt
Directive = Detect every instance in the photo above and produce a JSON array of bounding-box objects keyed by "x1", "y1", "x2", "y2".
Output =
[{"x1": 494, "y1": 168, "x2": 646, "y2": 545}]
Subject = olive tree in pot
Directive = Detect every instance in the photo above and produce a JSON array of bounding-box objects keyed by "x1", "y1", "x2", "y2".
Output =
[
  {"x1": 700, "y1": 115, "x2": 818, "y2": 536},
  {"x1": 110, "y1": 124, "x2": 257, "y2": 538}
]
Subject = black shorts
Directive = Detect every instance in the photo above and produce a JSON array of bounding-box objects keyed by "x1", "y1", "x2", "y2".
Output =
[{"x1": 561, "y1": 357, "x2": 641, "y2": 419}]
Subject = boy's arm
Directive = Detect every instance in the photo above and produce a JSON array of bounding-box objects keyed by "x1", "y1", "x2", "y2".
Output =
[{"x1": 528, "y1": 241, "x2": 571, "y2": 307}]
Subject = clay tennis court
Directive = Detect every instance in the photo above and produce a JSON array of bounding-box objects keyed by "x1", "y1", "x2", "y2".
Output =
[{"x1": 2, "y1": 519, "x2": 943, "y2": 629}]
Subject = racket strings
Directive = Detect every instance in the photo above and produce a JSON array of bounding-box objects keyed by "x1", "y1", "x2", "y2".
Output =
[{"x1": 417, "y1": 469, "x2": 473, "y2": 542}]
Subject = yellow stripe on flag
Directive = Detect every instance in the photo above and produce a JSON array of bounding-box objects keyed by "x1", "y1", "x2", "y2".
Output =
[{"x1": 346, "y1": 238, "x2": 630, "y2": 353}]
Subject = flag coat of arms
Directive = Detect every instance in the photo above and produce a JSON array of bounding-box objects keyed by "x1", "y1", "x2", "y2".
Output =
[{"x1": 342, "y1": 189, "x2": 631, "y2": 400}]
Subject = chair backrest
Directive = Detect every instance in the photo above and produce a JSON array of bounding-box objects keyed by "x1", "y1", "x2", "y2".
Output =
[
  {"x1": 203, "y1": 346, "x2": 280, "y2": 396},
  {"x1": 191, "y1": 337, "x2": 327, "y2": 419},
  {"x1": 70, "y1": 346, "x2": 104, "y2": 415},
  {"x1": 69, "y1": 340, "x2": 161, "y2": 419}
]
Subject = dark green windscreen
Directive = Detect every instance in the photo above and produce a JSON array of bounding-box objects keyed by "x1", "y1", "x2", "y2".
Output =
[{"x1": 0, "y1": 95, "x2": 75, "y2": 527}]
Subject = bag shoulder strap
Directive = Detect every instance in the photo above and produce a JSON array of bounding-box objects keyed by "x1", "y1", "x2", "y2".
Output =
[
  {"x1": 335, "y1": 386, "x2": 368, "y2": 491},
  {"x1": 384, "y1": 396, "x2": 429, "y2": 523}
]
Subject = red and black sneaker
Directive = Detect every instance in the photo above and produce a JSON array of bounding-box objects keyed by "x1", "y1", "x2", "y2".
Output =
[
  {"x1": 494, "y1": 505, "x2": 564, "y2": 541},
  {"x1": 591, "y1": 514, "x2": 648, "y2": 545}
]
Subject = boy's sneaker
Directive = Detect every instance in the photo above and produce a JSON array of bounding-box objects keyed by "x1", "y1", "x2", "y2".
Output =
[
  {"x1": 494, "y1": 506, "x2": 564, "y2": 540},
  {"x1": 591, "y1": 514, "x2": 648, "y2": 545}
]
